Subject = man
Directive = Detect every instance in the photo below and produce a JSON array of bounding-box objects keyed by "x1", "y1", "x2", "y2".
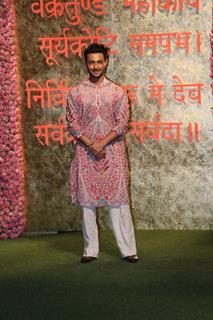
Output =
[{"x1": 66, "y1": 43, "x2": 139, "y2": 263}]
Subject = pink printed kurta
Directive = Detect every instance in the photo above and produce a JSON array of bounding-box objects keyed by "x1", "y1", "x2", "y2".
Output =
[{"x1": 66, "y1": 76, "x2": 130, "y2": 208}]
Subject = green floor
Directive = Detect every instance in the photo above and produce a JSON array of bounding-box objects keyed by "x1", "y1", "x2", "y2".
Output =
[{"x1": 0, "y1": 230, "x2": 213, "y2": 320}]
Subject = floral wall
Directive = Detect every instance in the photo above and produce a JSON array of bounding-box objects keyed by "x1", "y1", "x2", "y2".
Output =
[{"x1": 0, "y1": 0, "x2": 26, "y2": 239}]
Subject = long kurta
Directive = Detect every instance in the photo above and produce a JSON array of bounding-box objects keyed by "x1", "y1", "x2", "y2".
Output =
[{"x1": 66, "y1": 76, "x2": 131, "y2": 208}]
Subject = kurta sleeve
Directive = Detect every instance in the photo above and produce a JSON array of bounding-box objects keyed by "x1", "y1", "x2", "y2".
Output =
[
  {"x1": 111, "y1": 91, "x2": 130, "y2": 136},
  {"x1": 66, "y1": 90, "x2": 84, "y2": 139}
]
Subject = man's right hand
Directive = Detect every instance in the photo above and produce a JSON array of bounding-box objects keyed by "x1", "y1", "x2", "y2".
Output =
[
  {"x1": 89, "y1": 140, "x2": 106, "y2": 156},
  {"x1": 88, "y1": 142, "x2": 106, "y2": 159},
  {"x1": 96, "y1": 148, "x2": 106, "y2": 159}
]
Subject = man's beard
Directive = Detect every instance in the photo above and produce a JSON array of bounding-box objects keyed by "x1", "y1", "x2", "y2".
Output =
[{"x1": 89, "y1": 68, "x2": 105, "y2": 78}]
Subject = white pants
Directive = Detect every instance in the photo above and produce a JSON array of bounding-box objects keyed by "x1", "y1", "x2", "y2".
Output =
[{"x1": 81, "y1": 204, "x2": 138, "y2": 258}]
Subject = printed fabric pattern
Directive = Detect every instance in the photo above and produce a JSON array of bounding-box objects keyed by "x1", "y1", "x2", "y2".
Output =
[{"x1": 66, "y1": 77, "x2": 131, "y2": 208}]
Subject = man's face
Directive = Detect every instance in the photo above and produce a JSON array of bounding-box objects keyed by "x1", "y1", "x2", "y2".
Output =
[{"x1": 85, "y1": 53, "x2": 108, "y2": 79}]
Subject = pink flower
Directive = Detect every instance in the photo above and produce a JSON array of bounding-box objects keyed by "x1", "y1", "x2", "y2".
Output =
[
  {"x1": 0, "y1": 234, "x2": 8, "y2": 240},
  {"x1": 0, "y1": 1, "x2": 26, "y2": 240}
]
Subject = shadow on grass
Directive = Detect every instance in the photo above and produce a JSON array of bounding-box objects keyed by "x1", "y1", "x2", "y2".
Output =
[{"x1": 45, "y1": 231, "x2": 120, "y2": 259}]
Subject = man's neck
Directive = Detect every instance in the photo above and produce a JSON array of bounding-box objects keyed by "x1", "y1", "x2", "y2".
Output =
[{"x1": 89, "y1": 74, "x2": 105, "y2": 85}]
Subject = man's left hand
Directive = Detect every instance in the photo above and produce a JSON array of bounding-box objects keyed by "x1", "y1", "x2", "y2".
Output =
[{"x1": 89, "y1": 140, "x2": 106, "y2": 156}]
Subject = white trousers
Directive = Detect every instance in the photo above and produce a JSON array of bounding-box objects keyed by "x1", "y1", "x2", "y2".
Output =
[{"x1": 81, "y1": 204, "x2": 138, "y2": 258}]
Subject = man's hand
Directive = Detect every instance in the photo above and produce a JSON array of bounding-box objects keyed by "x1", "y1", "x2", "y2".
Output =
[
  {"x1": 89, "y1": 141, "x2": 105, "y2": 155},
  {"x1": 89, "y1": 141, "x2": 106, "y2": 159},
  {"x1": 89, "y1": 130, "x2": 118, "y2": 159},
  {"x1": 96, "y1": 148, "x2": 106, "y2": 159}
]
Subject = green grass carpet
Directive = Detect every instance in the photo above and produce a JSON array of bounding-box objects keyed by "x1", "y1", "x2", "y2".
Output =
[{"x1": 0, "y1": 230, "x2": 213, "y2": 320}]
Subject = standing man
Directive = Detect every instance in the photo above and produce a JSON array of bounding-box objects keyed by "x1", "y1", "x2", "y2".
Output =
[{"x1": 66, "y1": 43, "x2": 139, "y2": 263}]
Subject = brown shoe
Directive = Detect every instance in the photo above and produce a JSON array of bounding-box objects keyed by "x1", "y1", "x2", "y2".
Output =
[
  {"x1": 80, "y1": 256, "x2": 97, "y2": 263},
  {"x1": 123, "y1": 255, "x2": 139, "y2": 263}
]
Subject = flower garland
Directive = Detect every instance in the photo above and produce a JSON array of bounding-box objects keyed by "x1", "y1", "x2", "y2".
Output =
[{"x1": 0, "y1": 0, "x2": 26, "y2": 239}]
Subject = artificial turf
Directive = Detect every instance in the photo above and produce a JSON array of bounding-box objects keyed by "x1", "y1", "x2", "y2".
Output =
[{"x1": 0, "y1": 230, "x2": 213, "y2": 320}]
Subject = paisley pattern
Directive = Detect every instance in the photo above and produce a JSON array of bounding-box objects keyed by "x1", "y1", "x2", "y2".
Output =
[{"x1": 66, "y1": 77, "x2": 130, "y2": 208}]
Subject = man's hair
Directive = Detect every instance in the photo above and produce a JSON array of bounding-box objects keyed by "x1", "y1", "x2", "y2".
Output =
[{"x1": 84, "y1": 43, "x2": 110, "y2": 62}]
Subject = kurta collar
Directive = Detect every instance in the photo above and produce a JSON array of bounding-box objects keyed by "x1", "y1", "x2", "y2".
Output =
[{"x1": 84, "y1": 76, "x2": 110, "y2": 88}]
